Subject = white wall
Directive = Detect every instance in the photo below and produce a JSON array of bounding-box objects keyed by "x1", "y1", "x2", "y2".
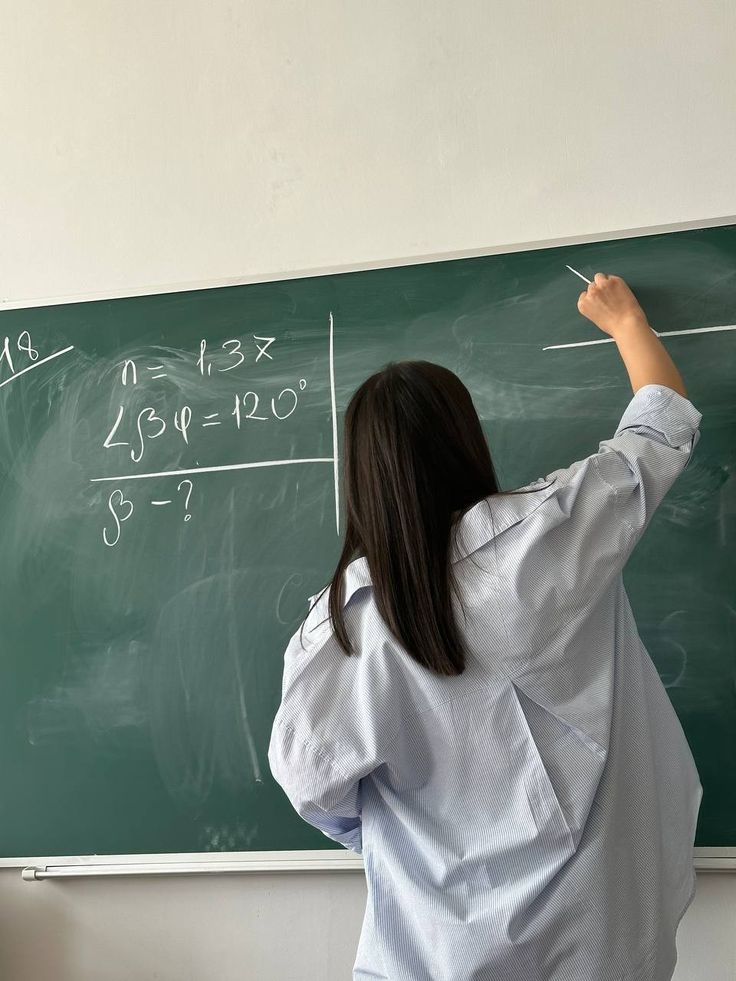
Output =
[
  {"x1": 3, "y1": 0, "x2": 736, "y2": 307},
  {"x1": 0, "y1": 869, "x2": 732, "y2": 981},
  {"x1": 1, "y1": 1, "x2": 734, "y2": 978}
]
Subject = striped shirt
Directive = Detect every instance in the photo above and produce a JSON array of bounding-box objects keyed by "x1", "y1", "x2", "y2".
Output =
[{"x1": 268, "y1": 383, "x2": 703, "y2": 981}]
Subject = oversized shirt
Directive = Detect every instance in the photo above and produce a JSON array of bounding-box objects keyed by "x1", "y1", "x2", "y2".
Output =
[{"x1": 268, "y1": 383, "x2": 704, "y2": 981}]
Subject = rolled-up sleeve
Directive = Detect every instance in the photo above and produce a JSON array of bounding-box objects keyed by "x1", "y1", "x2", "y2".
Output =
[
  {"x1": 613, "y1": 383, "x2": 702, "y2": 453},
  {"x1": 267, "y1": 616, "x2": 391, "y2": 856},
  {"x1": 525, "y1": 384, "x2": 703, "y2": 609},
  {"x1": 268, "y1": 718, "x2": 364, "y2": 853},
  {"x1": 593, "y1": 383, "x2": 702, "y2": 533}
]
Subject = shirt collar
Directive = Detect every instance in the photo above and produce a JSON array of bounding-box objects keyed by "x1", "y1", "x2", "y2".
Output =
[
  {"x1": 449, "y1": 478, "x2": 558, "y2": 564},
  {"x1": 317, "y1": 479, "x2": 558, "y2": 611}
]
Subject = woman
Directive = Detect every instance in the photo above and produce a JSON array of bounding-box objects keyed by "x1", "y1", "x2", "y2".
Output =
[{"x1": 268, "y1": 273, "x2": 703, "y2": 981}]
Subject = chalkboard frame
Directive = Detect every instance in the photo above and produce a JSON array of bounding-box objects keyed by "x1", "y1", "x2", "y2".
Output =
[
  {"x1": 2, "y1": 213, "x2": 735, "y2": 874},
  {"x1": 10, "y1": 847, "x2": 736, "y2": 877}
]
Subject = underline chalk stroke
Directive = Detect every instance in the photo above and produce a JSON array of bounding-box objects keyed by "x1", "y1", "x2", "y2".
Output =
[
  {"x1": 543, "y1": 324, "x2": 736, "y2": 351},
  {"x1": 90, "y1": 457, "x2": 335, "y2": 483},
  {"x1": 0, "y1": 345, "x2": 75, "y2": 389}
]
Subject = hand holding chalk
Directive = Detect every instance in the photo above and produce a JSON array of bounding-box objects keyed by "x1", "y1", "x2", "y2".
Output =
[
  {"x1": 573, "y1": 271, "x2": 687, "y2": 396},
  {"x1": 576, "y1": 272, "x2": 649, "y2": 339}
]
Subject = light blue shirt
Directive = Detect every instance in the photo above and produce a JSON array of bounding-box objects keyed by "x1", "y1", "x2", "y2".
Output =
[{"x1": 268, "y1": 384, "x2": 703, "y2": 981}]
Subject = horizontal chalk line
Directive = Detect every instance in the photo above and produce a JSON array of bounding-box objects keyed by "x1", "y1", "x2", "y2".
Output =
[
  {"x1": 90, "y1": 457, "x2": 334, "y2": 483},
  {"x1": 543, "y1": 324, "x2": 736, "y2": 351}
]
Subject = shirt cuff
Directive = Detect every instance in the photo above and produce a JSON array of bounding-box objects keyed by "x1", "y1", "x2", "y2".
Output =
[
  {"x1": 614, "y1": 384, "x2": 702, "y2": 449},
  {"x1": 321, "y1": 824, "x2": 363, "y2": 854}
]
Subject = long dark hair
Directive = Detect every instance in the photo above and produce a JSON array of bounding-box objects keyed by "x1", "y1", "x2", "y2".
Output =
[{"x1": 326, "y1": 360, "x2": 501, "y2": 677}]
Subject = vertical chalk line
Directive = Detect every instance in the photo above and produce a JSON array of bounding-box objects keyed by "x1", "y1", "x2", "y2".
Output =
[{"x1": 329, "y1": 311, "x2": 340, "y2": 536}]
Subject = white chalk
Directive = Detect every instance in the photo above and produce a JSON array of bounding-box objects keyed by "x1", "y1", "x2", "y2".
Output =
[
  {"x1": 565, "y1": 264, "x2": 592, "y2": 285},
  {"x1": 543, "y1": 323, "x2": 736, "y2": 351}
]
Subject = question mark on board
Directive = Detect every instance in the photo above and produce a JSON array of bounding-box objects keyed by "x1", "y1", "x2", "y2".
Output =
[{"x1": 177, "y1": 479, "x2": 193, "y2": 521}]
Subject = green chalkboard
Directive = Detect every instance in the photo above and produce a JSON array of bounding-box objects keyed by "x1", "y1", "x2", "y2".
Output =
[{"x1": 0, "y1": 224, "x2": 734, "y2": 858}]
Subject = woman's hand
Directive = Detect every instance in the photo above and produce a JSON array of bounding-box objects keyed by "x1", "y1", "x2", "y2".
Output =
[
  {"x1": 575, "y1": 272, "x2": 687, "y2": 397},
  {"x1": 577, "y1": 273, "x2": 649, "y2": 338}
]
